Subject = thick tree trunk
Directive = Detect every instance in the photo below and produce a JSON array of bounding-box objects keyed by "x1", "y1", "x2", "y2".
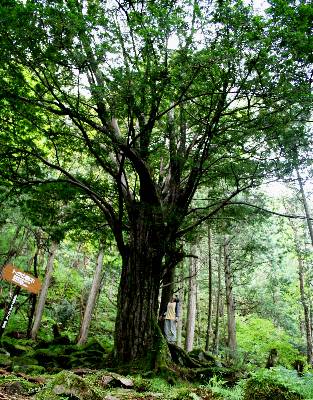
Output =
[
  {"x1": 185, "y1": 250, "x2": 197, "y2": 352},
  {"x1": 77, "y1": 244, "x2": 104, "y2": 345},
  {"x1": 205, "y1": 226, "x2": 213, "y2": 351},
  {"x1": 224, "y1": 237, "x2": 237, "y2": 358},
  {"x1": 31, "y1": 242, "x2": 58, "y2": 340},
  {"x1": 114, "y1": 208, "x2": 165, "y2": 364}
]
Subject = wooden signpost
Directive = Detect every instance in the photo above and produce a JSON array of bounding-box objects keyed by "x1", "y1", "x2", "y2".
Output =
[{"x1": 0, "y1": 264, "x2": 42, "y2": 337}]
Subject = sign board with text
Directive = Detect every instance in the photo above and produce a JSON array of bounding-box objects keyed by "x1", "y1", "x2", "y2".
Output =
[{"x1": 1, "y1": 264, "x2": 41, "y2": 294}]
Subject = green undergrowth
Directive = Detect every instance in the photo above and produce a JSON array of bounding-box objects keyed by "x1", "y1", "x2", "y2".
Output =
[
  {"x1": 35, "y1": 371, "x2": 217, "y2": 400},
  {"x1": 0, "y1": 335, "x2": 113, "y2": 373},
  {"x1": 200, "y1": 367, "x2": 313, "y2": 400},
  {"x1": 1, "y1": 335, "x2": 313, "y2": 400},
  {"x1": 0, "y1": 373, "x2": 43, "y2": 396},
  {"x1": 2, "y1": 367, "x2": 313, "y2": 400},
  {"x1": 243, "y1": 367, "x2": 313, "y2": 400}
]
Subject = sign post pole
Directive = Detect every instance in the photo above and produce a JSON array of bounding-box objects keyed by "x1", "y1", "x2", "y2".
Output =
[
  {"x1": 0, "y1": 264, "x2": 41, "y2": 337},
  {"x1": 0, "y1": 286, "x2": 21, "y2": 338}
]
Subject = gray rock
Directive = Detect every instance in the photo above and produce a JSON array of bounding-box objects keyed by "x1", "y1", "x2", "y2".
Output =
[{"x1": 100, "y1": 373, "x2": 133, "y2": 388}]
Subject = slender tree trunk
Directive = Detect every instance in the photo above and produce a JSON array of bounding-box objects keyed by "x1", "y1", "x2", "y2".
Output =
[
  {"x1": 213, "y1": 244, "x2": 222, "y2": 354},
  {"x1": 298, "y1": 254, "x2": 313, "y2": 364},
  {"x1": 176, "y1": 263, "x2": 185, "y2": 347},
  {"x1": 195, "y1": 279, "x2": 202, "y2": 347},
  {"x1": 185, "y1": 249, "x2": 197, "y2": 352},
  {"x1": 289, "y1": 220, "x2": 313, "y2": 365},
  {"x1": 297, "y1": 168, "x2": 313, "y2": 247},
  {"x1": 114, "y1": 208, "x2": 165, "y2": 364},
  {"x1": 77, "y1": 244, "x2": 105, "y2": 345},
  {"x1": 27, "y1": 247, "x2": 40, "y2": 338},
  {"x1": 31, "y1": 242, "x2": 58, "y2": 340},
  {"x1": 224, "y1": 237, "x2": 237, "y2": 358},
  {"x1": 205, "y1": 225, "x2": 213, "y2": 351}
]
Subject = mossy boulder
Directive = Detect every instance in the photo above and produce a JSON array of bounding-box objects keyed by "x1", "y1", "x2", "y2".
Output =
[
  {"x1": 243, "y1": 376, "x2": 303, "y2": 400},
  {"x1": 0, "y1": 353, "x2": 12, "y2": 368},
  {"x1": 69, "y1": 339, "x2": 108, "y2": 369},
  {"x1": 0, "y1": 375, "x2": 40, "y2": 396},
  {"x1": 80, "y1": 338, "x2": 112, "y2": 353},
  {"x1": 0, "y1": 337, "x2": 34, "y2": 356},
  {"x1": 35, "y1": 370, "x2": 103, "y2": 400},
  {"x1": 33, "y1": 345, "x2": 77, "y2": 370},
  {"x1": 32, "y1": 340, "x2": 108, "y2": 370},
  {"x1": 12, "y1": 364, "x2": 46, "y2": 375}
]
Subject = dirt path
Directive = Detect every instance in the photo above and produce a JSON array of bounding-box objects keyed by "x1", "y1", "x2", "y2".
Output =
[{"x1": 0, "y1": 389, "x2": 33, "y2": 400}]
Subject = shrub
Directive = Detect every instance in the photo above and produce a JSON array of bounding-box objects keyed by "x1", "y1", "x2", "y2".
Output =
[
  {"x1": 243, "y1": 368, "x2": 313, "y2": 400},
  {"x1": 237, "y1": 316, "x2": 302, "y2": 368}
]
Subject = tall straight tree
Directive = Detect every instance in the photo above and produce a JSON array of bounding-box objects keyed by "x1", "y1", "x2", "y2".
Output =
[
  {"x1": 224, "y1": 236, "x2": 237, "y2": 359},
  {"x1": 213, "y1": 244, "x2": 223, "y2": 355},
  {"x1": 31, "y1": 241, "x2": 58, "y2": 340},
  {"x1": 185, "y1": 249, "x2": 197, "y2": 352},
  {"x1": 0, "y1": 0, "x2": 311, "y2": 363},
  {"x1": 205, "y1": 225, "x2": 213, "y2": 351},
  {"x1": 77, "y1": 243, "x2": 105, "y2": 345}
]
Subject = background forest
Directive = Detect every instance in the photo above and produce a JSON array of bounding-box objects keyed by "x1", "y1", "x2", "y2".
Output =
[
  {"x1": 2, "y1": 180, "x2": 313, "y2": 362},
  {"x1": 0, "y1": 0, "x2": 312, "y2": 399}
]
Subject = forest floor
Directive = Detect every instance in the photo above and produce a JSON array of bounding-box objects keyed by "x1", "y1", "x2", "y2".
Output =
[
  {"x1": 1, "y1": 336, "x2": 313, "y2": 400},
  {"x1": 0, "y1": 389, "x2": 29, "y2": 400}
]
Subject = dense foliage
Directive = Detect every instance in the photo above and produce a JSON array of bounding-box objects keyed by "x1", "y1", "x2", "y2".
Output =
[{"x1": 0, "y1": 0, "x2": 312, "y2": 398}]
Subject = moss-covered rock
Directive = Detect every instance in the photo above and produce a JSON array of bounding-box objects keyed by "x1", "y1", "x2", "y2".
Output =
[
  {"x1": 243, "y1": 376, "x2": 303, "y2": 400},
  {"x1": 0, "y1": 374, "x2": 41, "y2": 396},
  {"x1": 80, "y1": 338, "x2": 112, "y2": 353},
  {"x1": 35, "y1": 370, "x2": 103, "y2": 400},
  {"x1": 12, "y1": 364, "x2": 46, "y2": 375},
  {"x1": 0, "y1": 353, "x2": 12, "y2": 368},
  {"x1": 31, "y1": 340, "x2": 109, "y2": 370},
  {"x1": 0, "y1": 337, "x2": 34, "y2": 356},
  {"x1": 188, "y1": 349, "x2": 222, "y2": 367}
]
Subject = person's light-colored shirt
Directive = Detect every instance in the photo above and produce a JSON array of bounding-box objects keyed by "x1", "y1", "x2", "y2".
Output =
[{"x1": 165, "y1": 302, "x2": 176, "y2": 320}]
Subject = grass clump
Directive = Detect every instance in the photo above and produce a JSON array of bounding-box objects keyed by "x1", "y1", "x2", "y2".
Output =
[
  {"x1": 201, "y1": 375, "x2": 245, "y2": 400},
  {"x1": 243, "y1": 367, "x2": 313, "y2": 400}
]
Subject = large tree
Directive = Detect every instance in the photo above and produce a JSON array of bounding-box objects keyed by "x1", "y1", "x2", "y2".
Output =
[{"x1": 0, "y1": 0, "x2": 311, "y2": 363}]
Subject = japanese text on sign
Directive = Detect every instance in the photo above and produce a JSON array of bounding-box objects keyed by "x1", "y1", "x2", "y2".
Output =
[{"x1": 1, "y1": 264, "x2": 41, "y2": 294}]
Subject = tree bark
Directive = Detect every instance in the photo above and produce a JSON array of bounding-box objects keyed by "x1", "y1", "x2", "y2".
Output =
[
  {"x1": 205, "y1": 225, "x2": 213, "y2": 351},
  {"x1": 176, "y1": 263, "x2": 185, "y2": 347},
  {"x1": 77, "y1": 244, "x2": 105, "y2": 345},
  {"x1": 185, "y1": 248, "x2": 197, "y2": 352},
  {"x1": 27, "y1": 249, "x2": 39, "y2": 338},
  {"x1": 298, "y1": 253, "x2": 313, "y2": 365},
  {"x1": 213, "y1": 243, "x2": 222, "y2": 354},
  {"x1": 31, "y1": 242, "x2": 58, "y2": 340},
  {"x1": 296, "y1": 168, "x2": 313, "y2": 247},
  {"x1": 224, "y1": 237, "x2": 237, "y2": 358},
  {"x1": 114, "y1": 207, "x2": 165, "y2": 364}
]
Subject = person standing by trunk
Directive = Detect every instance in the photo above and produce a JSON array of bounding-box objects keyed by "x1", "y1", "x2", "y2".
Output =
[{"x1": 163, "y1": 296, "x2": 180, "y2": 344}]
